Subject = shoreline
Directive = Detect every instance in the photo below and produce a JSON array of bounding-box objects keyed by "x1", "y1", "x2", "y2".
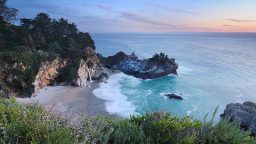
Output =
[{"x1": 16, "y1": 82, "x2": 112, "y2": 117}]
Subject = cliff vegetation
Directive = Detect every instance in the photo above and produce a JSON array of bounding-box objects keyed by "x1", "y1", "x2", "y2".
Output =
[
  {"x1": 0, "y1": 0, "x2": 95, "y2": 97},
  {"x1": 0, "y1": 99, "x2": 255, "y2": 144}
]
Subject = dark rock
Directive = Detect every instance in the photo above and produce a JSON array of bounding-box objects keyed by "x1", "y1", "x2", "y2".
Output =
[
  {"x1": 92, "y1": 66, "x2": 112, "y2": 81},
  {"x1": 97, "y1": 52, "x2": 129, "y2": 69},
  {"x1": 164, "y1": 94, "x2": 183, "y2": 100},
  {"x1": 221, "y1": 101, "x2": 256, "y2": 135},
  {"x1": 99, "y1": 52, "x2": 178, "y2": 79}
]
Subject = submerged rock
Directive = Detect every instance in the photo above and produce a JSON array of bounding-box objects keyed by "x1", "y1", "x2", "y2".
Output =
[
  {"x1": 221, "y1": 101, "x2": 256, "y2": 135},
  {"x1": 164, "y1": 94, "x2": 183, "y2": 100},
  {"x1": 100, "y1": 52, "x2": 178, "y2": 79}
]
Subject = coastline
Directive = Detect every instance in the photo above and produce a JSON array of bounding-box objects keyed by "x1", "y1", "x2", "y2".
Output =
[{"x1": 16, "y1": 82, "x2": 112, "y2": 117}]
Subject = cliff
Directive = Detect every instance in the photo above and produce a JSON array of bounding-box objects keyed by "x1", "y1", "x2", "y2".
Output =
[
  {"x1": 33, "y1": 57, "x2": 67, "y2": 93},
  {"x1": 33, "y1": 47, "x2": 108, "y2": 94}
]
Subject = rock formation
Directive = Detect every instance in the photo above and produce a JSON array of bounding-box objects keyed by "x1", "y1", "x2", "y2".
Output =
[
  {"x1": 33, "y1": 57, "x2": 67, "y2": 93},
  {"x1": 76, "y1": 59, "x2": 90, "y2": 88},
  {"x1": 100, "y1": 52, "x2": 178, "y2": 79},
  {"x1": 165, "y1": 94, "x2": 183, "y2": 100},
  {"x1": 221, "y1": 101, "x2": 256, "y2": 135},
  {"x1": 33, "y1": 47, "x2": 110, "y2": 93}
]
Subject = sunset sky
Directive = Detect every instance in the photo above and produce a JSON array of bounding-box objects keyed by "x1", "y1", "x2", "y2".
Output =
[{"x1": 8, "y1": 0, "x2": 256, "y2": 32}]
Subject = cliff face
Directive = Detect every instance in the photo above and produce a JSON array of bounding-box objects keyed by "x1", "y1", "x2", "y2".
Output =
[
  {"x1": 33, "y1": 57, "x2": 67, "y2": 93},
  {"x1": 0, "y1": 52, "x2": 50, "y2": 98},
  {"x1": 86, "y1": 46, "x2": 100, "y2": 77},
  {"x1": 76, "y1": 59, "x2": 91, "y2": 88},
  {"x1": 33, "y1": 47, "x2": 108, "y2": 94}
]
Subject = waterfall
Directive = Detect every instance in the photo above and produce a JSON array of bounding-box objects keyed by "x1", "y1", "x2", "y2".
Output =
[{"x1": 88, "y1": 68, "x2": 92, "y2": 82}]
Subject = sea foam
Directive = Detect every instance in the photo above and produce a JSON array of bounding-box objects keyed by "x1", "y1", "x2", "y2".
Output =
[{"x1": 93, "y1": 73, "x2": 138, "y2": 117}]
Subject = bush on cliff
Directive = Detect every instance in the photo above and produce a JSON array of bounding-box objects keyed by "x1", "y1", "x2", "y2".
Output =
[{"x1": 0, "y1": 52, "x2": 57, "y2": 97}]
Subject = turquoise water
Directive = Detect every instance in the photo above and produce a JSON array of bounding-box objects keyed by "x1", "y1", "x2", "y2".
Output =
[{"x1": 92, "y1": 33, "x2": 256, "y2": 120}]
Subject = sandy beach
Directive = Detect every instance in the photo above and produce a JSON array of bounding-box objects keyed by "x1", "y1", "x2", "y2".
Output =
[{"x1": 16, "y1": 82, "x2": 110, "y2": 116}]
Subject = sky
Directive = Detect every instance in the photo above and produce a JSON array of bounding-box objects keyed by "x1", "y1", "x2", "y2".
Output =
[{"x1": 7, "y1": 0, "x2": 256, "y2": 33}]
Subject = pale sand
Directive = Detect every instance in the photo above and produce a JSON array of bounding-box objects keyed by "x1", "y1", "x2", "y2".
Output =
[{"x1": 16, "y1": 82, "x2": 110, "y2": 116}]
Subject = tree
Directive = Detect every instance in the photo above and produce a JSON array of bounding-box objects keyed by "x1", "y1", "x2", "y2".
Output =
[
  {"x1": 0, "y1": 0, "x2": 18, "y2": 23},
  {"x1": 76, "y1": 32, "x2": 96, "y2": 50},
  {"x1": 20, "y1": 18, "x2": 33, "y2": 29},
  {"x1": 32, "y1": 13, "x2": 51, "y2": 37}
]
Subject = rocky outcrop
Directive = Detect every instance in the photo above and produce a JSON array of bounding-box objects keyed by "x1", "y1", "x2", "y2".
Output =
[
  {"x1": 76, "y1": 59, "x2": 90, "y2": 88},
  {"x1": 91, "y1": 66, "x2": 111, "y2": 81},
  {"x1": 86, "y1": 47, "x2": 100, "y2": 76},
  {"x1": 100, "y1": 52, "x2": 178, "y2": 79},
  {"x1": 165, "y1": 94, "x2": 183, "y2": 100},
  {"x1": 221, "y1": 101, "x2": 256, "y2": 135},
  {"x1": 33, "y1": 47, "x2": 110, "y2": 93},
  {"x1": 98, "y1": 52, "x2": 129, "y2": 68},
  {"x1": 84, "y1": 47, "x2": 112, "y2": 82},
  {"x1": 33, "y1": 57, "x2": 67, "y2": 93}
]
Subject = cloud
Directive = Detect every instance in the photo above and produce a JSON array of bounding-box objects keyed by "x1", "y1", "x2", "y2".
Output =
[
  {"x1": 161, "y1": 7, "x2": 198, "y2": 15},
  {"x1": 225, "y1": 19, "x2": 256, "y2": 23},
  {"x1": 222, "y1": 25, "x2": 241, "y2": 28},
  {"x1": 97, "y1": 4, "x2": 113, "y2": 11},
  {"x1": 146, "y1": 2, "x2": 197, "y2": 15},
  {"x1": 121, "y1": 12, "x2": 177, "y2": 28}
]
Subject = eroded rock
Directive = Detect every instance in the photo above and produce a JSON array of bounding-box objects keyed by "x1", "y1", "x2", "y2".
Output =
[
  {"x1": 100, "y1": 52, "x2": 178, "y2": 79},
  {"x1": 221, "y1": 101, "x2": 256, "y2": 135},
  {"x1": 33, "y1": 57, "x2": 67, "y2": 94}
]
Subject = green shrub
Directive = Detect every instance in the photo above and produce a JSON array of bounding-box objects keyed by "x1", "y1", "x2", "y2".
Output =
[
  {"x1": 1, "y1": 99, "x2": 256, "y2": 144},
  {"x1": 130, "y1": 112, "x2": 201, "y2": 144},
  {"x1": 81, "y1": 116, "x2": 144, "y2": 144},
  {"x1": 0, "y1": 98, "x2": 82, "y2": 144}
]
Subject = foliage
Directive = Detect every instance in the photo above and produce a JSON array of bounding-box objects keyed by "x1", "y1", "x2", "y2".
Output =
[
  {"x1": 0, "y1": 0, "x2": 18, "y2": 22},
  {"x1": 0, "y1": 98, "x2": 83, "y2": 144},
  {"x1": 0, "y1": 52, "x2": 56, "y2": 96},
  {"x1": 83, "y1": 116, "x2": 145, "y2": 144},
  {"x1": 0, "y1": 99, "x2": 256, "y2": 144},
  {"x1": 149, "y1": 52, "x2": 170, "y2": 64},
  {"x1": 130, "y1": 112, "x2": 201, "y2": 144},
  {"x1": 0, "y1": 0, "x2": 95, "y2": 96},
  {"x1": 55, "y1": 59, "x2": 80, "y2": 84}
]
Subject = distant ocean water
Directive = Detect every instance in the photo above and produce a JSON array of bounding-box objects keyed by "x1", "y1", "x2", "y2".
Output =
[{"x1": 92, "y1": 33, "x2": 256, "y2": 120}]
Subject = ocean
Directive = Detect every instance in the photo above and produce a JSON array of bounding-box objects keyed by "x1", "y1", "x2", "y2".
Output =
[{"x1": 91, "y1": 33, "x2": 256, "y2": 120}]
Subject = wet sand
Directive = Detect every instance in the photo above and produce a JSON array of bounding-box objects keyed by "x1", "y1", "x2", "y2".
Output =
[{"x1": 16, "y1": 82, "x2": 110, "y2": 116}]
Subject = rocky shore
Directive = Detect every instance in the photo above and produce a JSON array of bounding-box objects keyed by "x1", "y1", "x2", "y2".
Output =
[
  {"x1": 221, "y1": 101, "x2": 256, "y2": 135},
  {"x1": 0, "y1": 45, "x2": 178, "y2": 98}
]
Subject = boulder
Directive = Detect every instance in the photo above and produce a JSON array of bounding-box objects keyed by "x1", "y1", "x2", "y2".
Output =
[
  {"x1": 164, "y1": 94, "x2": 183, "y2": 100},
  {"x1": 221, "y1": 101, "x2": 256, "y2": 135}
]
